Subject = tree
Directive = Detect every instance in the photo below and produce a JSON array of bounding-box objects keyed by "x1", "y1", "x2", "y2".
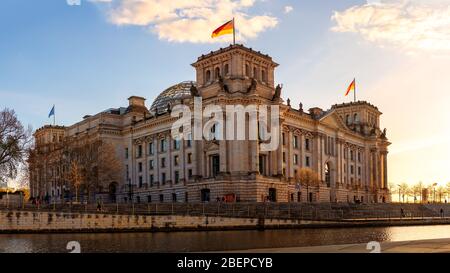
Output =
[
  {"x1": 398, "y1": 183, "x2": 410, "y2": 203},
  {"x1": 0, "y1": 108, "x2": 32, "y2": 181},
  {"x1": 436, "y1": 186, "x2": 445, "y2": 203},
  {"x1": 66, "y1": 161, "x2": 84, "y2": 202},
  {"x1": 297, "y1": 168, "x2": 319, "y2": 202},
  {"x1": 412, "y1": 182, "x2": 424, "y2": 203}
]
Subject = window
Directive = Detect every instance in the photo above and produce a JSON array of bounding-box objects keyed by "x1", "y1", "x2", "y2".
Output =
[
  {"x1": 261, "y1": 69, "x2": 267, "y2": 82},
  {"x1": 138, "y1": 162, "x2": 143, "y2": 173},
  {"x1": 282, "y1": 133, "x2": 286, "y2": 146},
  {"x1": 174, "y1": 155, "x2": 179, "y2": 166},
  {"x1": 206, "y1": 70, "x2": 211, "y2": 82},
  {"x1": 173, "y1": 139, "x2": 180, "y2": 150},
  {"x1": 283, "y1": 152, "x2": 286, "y2": 163},
  {"x1": 125, "y1": 148, "x2": 129, "y2": 159},
  {"x1": 185, "y1": 192, "x2": 189, "y2": 203},
  {"x1": 224, "y1": 64, "x2": 229, "y2": 76},
  {"x1": 161, "y1": 173, "x2": 166, "y2": 185},
  {"x1": 160, "y1": 139, "x2": 166, "y2": 152},
  {"x1": 149, "y1": 160, "x2": 154, "y2": 170},
  {"x1": 358, "y1": 152, "x2": 361, "y2": 162},
  {"x1": 358, "y1": 167, "x2": 361, "y2": 176},
  {"x1": 305, "y1": 139, "x2": 310, "y2": 151},
  {"x1": 136, "y1": 196, "x2": 140, "y2": 203},
  {"x1": 211, "y1": 155, "x2": 220, "y2": 177},
  {"x1": 188, "y1": 169, "x2": 193, "y2": 179},
  {"x1": 187, "y1": 153, "x2": 193, "y2": 164},
  {"x1": 350, "y1": 150, "x2": 354, "y2": 161},
  {"x1": 149, "y1": 142, "x2": 154, "y2": 155},
  {"x1": 201, "y1": 189, "x2": 210, "y2": 202},
  {"x1": 147, "y1": 195, "x2": 152, "y2": 203},
  {"x1": 245, "y1": 64, "x2": 250, "y2": 77},
  {"x1": 137, "y1": 145, "x2": 143, "y2": 158},
  {"x1": 215, "y1": 67, "x2": 220, "y2": 79},
  {"x1": 174, "y1": 171, "x2": 180, "y2": 184},
  {"x1": 150, "y1": 175, "x2": 154, "y2": 187},
  {"x1": 253, "y1": 67, "x2": 258, "y2": 79},
  {"x1": 294, "y1": 136, "x2": 299, "y2": 149},
  {"x1": 294, "y1": 154, "x2": 299, "y2": 165},
  {"x1": 305, "y1": 156, "x2": 310, "y2": 167},
  {"x1": 354, "y1": 113, "x2": 359, "y2": 123},
  {"x1": 138, "y1": 176, "x2": 143, "y2": 188},
  {"x1": 325, "y1": 163, "x2": 331, "y2": 187},
  {"x1": 172, "y1": 193, "x2": 177, "y2": 202},
  {"x1": 161, "y1": 158, "x2": 166, "y2": 168},
  {"x1": 159, "y1": 194, "x2": 164, "y2": 203},
  {"x1": 346, "y1": 115, "x2": 351, "y2": 125},
  {"x1": 351, "y1": 165, "x2": 354, "y2": 175},
  {"x1": 126, "y1": 165, "x2": 129, "y2": 179}
]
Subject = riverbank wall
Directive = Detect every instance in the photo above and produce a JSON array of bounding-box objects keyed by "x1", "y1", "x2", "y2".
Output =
[{"x1": 3, "y1": 210, "x2": 450, "y2": 233}]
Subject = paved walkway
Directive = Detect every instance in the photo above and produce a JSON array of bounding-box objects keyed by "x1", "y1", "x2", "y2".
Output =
[{"x1": 232, "y1": 238, "x2": 450, "y2": 253}]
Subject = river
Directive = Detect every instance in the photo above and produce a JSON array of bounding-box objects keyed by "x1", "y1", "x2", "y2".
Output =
[{"x1": 1, "y1": 225, "x2": 450, "y2": 253}]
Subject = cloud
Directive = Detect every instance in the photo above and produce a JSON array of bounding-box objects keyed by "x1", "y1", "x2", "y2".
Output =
[
  {"x1": 331, "y1": 0, "x2": 450, "y2": 53},
  {"x1": 284, "y1": 6, "x2": 293, "y2": 14},
  {"x1": 90, "y1": 0, "x2": 278, "y2": 43}
]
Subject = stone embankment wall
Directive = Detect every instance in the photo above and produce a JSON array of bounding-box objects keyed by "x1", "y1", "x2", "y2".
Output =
[{"x1": 0, "y1": 210, "x2": 323, "y2": 233}]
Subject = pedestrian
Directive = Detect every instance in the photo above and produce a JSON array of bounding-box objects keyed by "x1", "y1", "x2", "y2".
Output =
[
  {"x1": 400, "y1": 207, "x2": 405, "y2": 218},
  {"x1": 97, "y1": 199, "x2": 102, "y2": 212},
  {"x1": 440, "y1": 208, "x2": 444, "y2": 218}
]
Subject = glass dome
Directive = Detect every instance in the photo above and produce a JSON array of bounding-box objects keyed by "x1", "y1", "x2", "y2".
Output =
[{"x1": 150, "y1": 81, "x2": 196, "y2": 113}]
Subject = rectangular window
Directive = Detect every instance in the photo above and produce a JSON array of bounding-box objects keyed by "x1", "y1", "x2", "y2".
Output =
[
  {"x1": 294, "y1": 136, "x2": 299, "y2": 149},
  {"x1": 358, "y1": 166, "x2": 361, "y2": 176},
  {"x1": 159, "y1": 194, "x2": 164, "y2": 203},
  {"x1": 305, "y1": 156, "x2": 310, "y2": 167},
  {"x1": 294, "y1": 154, "x2": 298, "y2": 165},
  {"x1": 212, "y1": 155, "x2": 220, "y2": 177},
  {"x1": 283, "y1": 152, "x2": 286, "y2": 163},
  {"x1": 161, "y1": 173, "x2": 166, "y2": 185},
  {"x1": 187, "y1": 153, "x2": 192, "y2": 164},
  {"x1": 161, "y1": 158, "x2": 166, "y2": 168},
  {"x1": 305, "y1": 139, "x2": 310, "y2": 151},
  {"x1": 147, "y1": 195, "x2": 152, "y2": 203},
  {"x1": 174, "y1": 155, "x2": 179, "y2": 166},
  {"x1": 149, "y1": 160, "x2": 154, "y2": 170},
  {"x1": 174, "y1": 139, "x2": 180, "y2": 150},
  {"x1": 149, "y1": 142, "x2": 154, "y2": 155},
  {"x1": 126, "y1": 165, "x2": 129, "y2": 179},
  {"x1": 160, "y1": 139, "x2": 166, "y2": 152},
  {"x1": 125, "y1": 148, "x2": 129, "y2": 159},
  {"x1": 172, "y1": 193, "x2": 177, "y2": 202},
  {"x1": 188, "y1": 169, "x2": 193, "y2": 179},
  {"x1": 174, "y1": 171, "x2": 180, "y2": 184},
  {"x1": 282, "y1": 133, "x2": 286, "y2": 146},
  {"x1": 138, "y1": 162, "x2": 143, "y2": 173},
  {"x1": 150, "y1": 175, "x2": 154, "y2": 187},
  {"x1": 138, "y1": 176, "x2": 143, "y2": 188},
  {"x1": 351, "y1": 165, "x2": 354, "y2": 175},
  {"x1": 358, "y1": 152, "x2": 361, "y2": 162},
  {"x1": 138, "y1": 145, "x2": 143, "y2": 158}
]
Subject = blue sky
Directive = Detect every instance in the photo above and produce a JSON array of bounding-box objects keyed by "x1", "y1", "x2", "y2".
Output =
[{"x1": 2, "y1": 0, "x2": 450, "y2": 186}]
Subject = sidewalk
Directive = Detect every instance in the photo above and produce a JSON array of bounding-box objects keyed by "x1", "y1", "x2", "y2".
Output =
[{"x1": 231, "y1": 238, "x2": 450, "y2": 253}]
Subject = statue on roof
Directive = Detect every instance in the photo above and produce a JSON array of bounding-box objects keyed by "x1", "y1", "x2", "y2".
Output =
[
  {"x1": 218, "y1": 76, "x2": 229, "y2": 93},
  {"x1": 272, "y1": 84, "x2": 282, "y2": 101},
  {"x1": 190, "y1": 83, "x2": 200, "y2": 97},
  {"x1": 381, "y1": 128, "x2": 387, "y2": 139}
]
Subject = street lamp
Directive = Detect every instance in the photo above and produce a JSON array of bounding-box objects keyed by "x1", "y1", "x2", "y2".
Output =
[
  {"x1": 432, "y1": 183, "x2": 438, "y2": 203},
  {"x1": 397, "y1": 184, "x2": 401, "y2": 203}
]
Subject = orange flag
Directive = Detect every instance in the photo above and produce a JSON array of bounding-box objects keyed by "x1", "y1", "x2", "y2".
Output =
[{"x1": 345, "y1": 78, "x2": 356, "y2": 96}]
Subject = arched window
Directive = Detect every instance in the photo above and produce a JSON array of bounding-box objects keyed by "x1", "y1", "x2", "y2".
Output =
[
  {"x1": 245, "y1": 64, "x2": 250, "y2": 77},
  {"x1": 261, "y1": 69, "x2": 267, "y2": 82},
  {"x1": 354, "y1": 113, "x2": 359, "y2": 123},
  {"x1": 346, "y1": 114, "x2": 351, "y2": 125},
  {"x1": 224, "y1": 64, "x2": 229, "y2": 76},
  {"x1": 205, "y1": 70, "x2": 211, "y2": 82},
  {"x1": 215, "y1": 67, "x2": 220, "y2": 79}
]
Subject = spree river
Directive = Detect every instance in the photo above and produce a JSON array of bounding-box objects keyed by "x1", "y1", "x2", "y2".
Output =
[{"x1": 1, "y1": 225, "x2": 450, "y2": 253}]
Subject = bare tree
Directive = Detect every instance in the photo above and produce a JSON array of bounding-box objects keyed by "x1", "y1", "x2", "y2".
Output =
[
  {"x1": 297, "y1": 168, "x2": 319, "y2": 202},
  {"x1": 398, "y1": 182, "x2": 410, "y2": 203},
  {"x1": 0, "y1": 108, "x2": 32, "y2": 181},
  {"x1": 412, "y1": 182, "x2": 424, "y2": 203},
  {"x1": 66, "y1": 161, "x2": 84, "y2": 202}
]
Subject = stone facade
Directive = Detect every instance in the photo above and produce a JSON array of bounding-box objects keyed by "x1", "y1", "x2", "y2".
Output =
[{"x1": 29, "y1": 44, "x2": 391, "y2": 204}]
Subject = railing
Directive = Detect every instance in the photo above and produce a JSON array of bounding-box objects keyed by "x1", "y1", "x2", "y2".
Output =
[{"x1": 1, "y1": 202, "x2": 448, "y2": 222}]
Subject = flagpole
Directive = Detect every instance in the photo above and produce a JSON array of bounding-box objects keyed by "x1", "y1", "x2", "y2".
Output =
[
  {"x1": 233, "y1": 17, "x2": 236, "y2": 45},
  {"x1": 354, "y1": 78, "x2": 356, "y2": 102}
]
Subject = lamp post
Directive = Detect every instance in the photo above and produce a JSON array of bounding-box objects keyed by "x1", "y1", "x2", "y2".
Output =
[
  {"x1": 397, "y1": 184, "x2": 401, "y2": 203},
  {"x1": 433, "y1": 183, "x2": 438, "y2": 203},
  {"x1": 128, "y1": 178, "x2": 133, "y2": 203}
]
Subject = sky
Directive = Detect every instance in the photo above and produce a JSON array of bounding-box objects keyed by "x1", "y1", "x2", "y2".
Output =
[{"x1": 1, "y1": 0, "x2": 450, "y2": 187}]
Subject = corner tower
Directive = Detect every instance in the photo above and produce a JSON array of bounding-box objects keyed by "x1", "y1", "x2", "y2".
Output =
[{"x1": 191, "y1": 44, "x2": 279, "y2": 100}]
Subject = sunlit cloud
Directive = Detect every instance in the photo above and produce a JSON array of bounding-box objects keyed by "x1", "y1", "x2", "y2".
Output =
[
  {"x1": 90, "y1": 0, "x2": 278, "y2": 43},
  {"x1": 331, "y1": 0, "x2": 450, "y2": 53}
]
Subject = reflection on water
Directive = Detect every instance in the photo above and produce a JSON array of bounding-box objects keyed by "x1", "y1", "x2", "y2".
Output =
[{"x1": 1, "y1": 225, "x2": 450, "y2": 253}]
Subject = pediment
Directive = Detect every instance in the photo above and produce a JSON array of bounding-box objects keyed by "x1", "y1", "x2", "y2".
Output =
[{"x1": 319, "y1": 111, "x2": 348, "y2": 131}]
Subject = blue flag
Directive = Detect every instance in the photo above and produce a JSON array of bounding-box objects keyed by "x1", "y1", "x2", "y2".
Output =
[{"x1": 48, "y1": 105, "x2": 55, "y2": 118}]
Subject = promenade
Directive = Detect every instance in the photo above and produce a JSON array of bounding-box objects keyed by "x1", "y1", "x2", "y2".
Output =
[{"x1": 234, "y1": 238, "x2": 450, "y2": 253}]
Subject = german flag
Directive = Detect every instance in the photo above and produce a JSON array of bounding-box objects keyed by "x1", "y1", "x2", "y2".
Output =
[
  {"x1": 211, "y1": 19, "x2": 234, "y2": 38},
  {"x1": 345, "y1": 78, "x2": 356, "y2": 96}
]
